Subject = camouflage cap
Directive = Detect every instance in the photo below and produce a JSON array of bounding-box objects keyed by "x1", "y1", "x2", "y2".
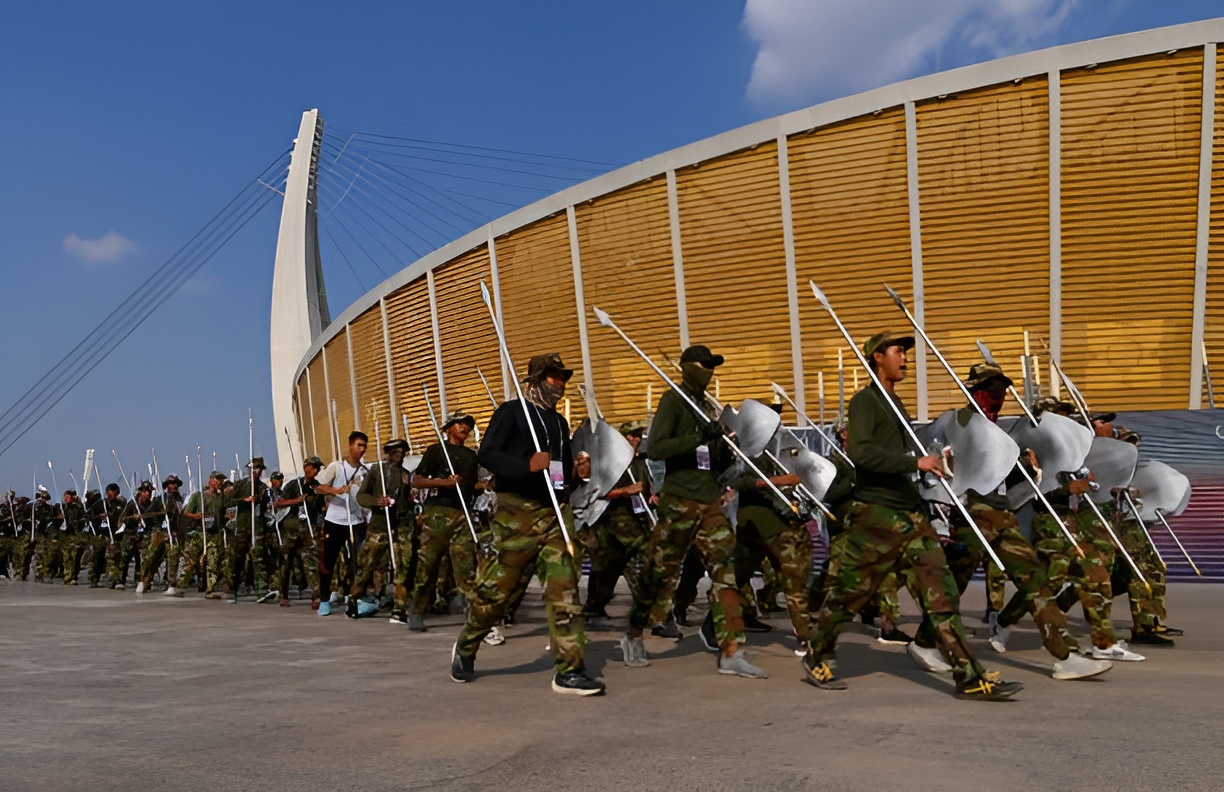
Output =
[
  {"x1": 63, "y1": 489, "x2": 77, "y2": 497},
  {"x1": 209, "y1": 470, "x2": 227, "y2": 481},
  {"x1": 269, "y1": 471, "x2": 285, "y2": 481},
  {"x1": 679, "y1": 344, "x2": 724, "y2": 368},
  {"x1": 965, "y1": 362, "x2": 1013, "y2": 391},
  {"x1": 441, "y1": 411, "x2": 476, "y2": 431},
  {"x1": 1091, "y1": 411, "x2": 1117, "y2": 424},
  {"x1": 1032, "y1": 396, "x2": 1073, "y2": 416},
  {"x1": 162, "y1": 474, "x2": 183, "y2": 488},
  {"x1": 618, "y1": 419, "x2": 646, "y2": 436},
  {"x1": 382, "y1": 438, "x2": 409, "y2": 453},
  {"x1": 302, "y1": 456, "x2": 324, "y2": 469},
  {"x1": 246, "y1": 457, "x2": 266, "y2": 470},
  {"x1": 521, "y1": 353, "x2": 573, "y2": 382},
  {"x1": 863, "y1": 331, "x2": 915, "y2": 359},
  {"x1": 137, "y1": 480, "x2": 153, "y2": 493},
  {"x1": 1114, "y1": 425, "x2": 1140, "y2": 445}
]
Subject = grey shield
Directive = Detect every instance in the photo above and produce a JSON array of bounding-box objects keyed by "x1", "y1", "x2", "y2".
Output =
[
  {"x1": 719, "y1": 398, "x2": 782, "y2": 458},
  {"x1": 1129, "y1": 460, "x2": 1192, "y2": 520},
  {"x1": 919, "y1": 409, "x2": 1020, "y2": 504},
  {"x1": 1005, "y1": 411, "x2": 1094, "y2": 495},
  {"x1": 770, "y1": 438, "x2": 838, "y2": 502},
  {"x1": 1085, "y1": 436, "x2": 1139, "y2": 501},
  {"x1": 569, "y1": 418, "x2": 634, "y2": 529}
]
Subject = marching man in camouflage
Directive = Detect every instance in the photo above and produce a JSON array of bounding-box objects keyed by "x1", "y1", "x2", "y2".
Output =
[
  {"x1": 801, "y1": 331, "x2": 1022, "y2": 699},
  {"x1": 622, "y1": 345, "x2": 767, "y2": 679},
  {"x1": 272, "y1": 457, "x2": 323, "y2": 608},
  {"x1": 179, "y1": 471, "x2": 227, "y2": 597},
  {"x1": 138, "y1": 475, "x2": 184, "y2": 594},
  {"x1": 408, "y1": 412, "x2": 481, "y2": 633},
  {"x1": 582, "y1": 420, "x2": 653, "y2": 621},
  {"x1": 350, "y1": 438, "x2": 411, "y2": 618},
  {"x1": 450, "y1": 353, "x2": 604, "y2": 696}
]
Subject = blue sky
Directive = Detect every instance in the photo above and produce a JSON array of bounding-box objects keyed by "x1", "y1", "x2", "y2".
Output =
[{"x1": 0, "y1": 1, "x2": 1219, "y2": 491}]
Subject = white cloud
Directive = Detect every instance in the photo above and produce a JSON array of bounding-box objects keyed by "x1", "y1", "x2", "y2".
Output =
[
  {"x1": 743, "y1": 0, "x2": 1081, "y2": 109},
  {"x1": 63, "y1": 230, "x2": 136, "y2": 263}
]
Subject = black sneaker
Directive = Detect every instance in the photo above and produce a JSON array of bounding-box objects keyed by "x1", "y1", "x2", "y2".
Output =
[
  {"x1": 551, "y1": 671, "x2": 606, "y2": 696},
  {"x1": 502, "y1": 612, "x2": 516, "y2": 627},
  {"x1": 1153, "y1": 623, "x2": 1184, "y2": 637},
  {"x1": 450, "y1": 643, "x2": 475, "y2": 683},
  {"x1": 672, "y1": 606, "x2": 690, "y2": 627},
  {"x1": 650, "y1": 617, "x2": 682, "y2": 640},
  {"x1": 345, "y1": 597, "x2": 359, "y2": 620},
  {"x1": 877, "y1": 626, "x2": 914, "y2": 645},
  {"x1": 583, "y1": 607, "x2": 610, "y2": 621},
  {"x1": 698, "y1": 612, "x2": 719, "y2": 652},
  {"x1": 743, "y1": 614, "x2": 774, "y2": 633},
  {"x1": 801, "y1": 652, "x2": 848, "y2": 690},
  {"x1": 388, "y1": 610, "x2": 408, "y2": 625},
  {"x1": 1130, "y1": 628, "x2": 1175, "y2": 647},
  {"x1": 956, "y1": 675, "x2": 1023, "y2": 700}
]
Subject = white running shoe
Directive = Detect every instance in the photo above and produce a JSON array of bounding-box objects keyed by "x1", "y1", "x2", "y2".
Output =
[
  {"x1": 328, "y1": 591, "x2": 341, "y2": 605},
  {"x1": 483, "y1": 626, "x2": 506, "y2": 646},
  {"x1": 134, "y1": 582, "x2": 146, "y2": 594},
  {"x1": 907, "y1": 642, "x2": 952, "y2": 673},
  {"x1": 1086, "y1": 642, "x2": 1146, "y2": 662},
  {"x1": 164, "y1": 587, "x2": 183, "y2": 598},
  {"x1": 989, "y1": 624, "x2": 1011, "y2": 654},
  {"x1": 1052, "y1": 653, "x2": 1113, "y2": 680}
]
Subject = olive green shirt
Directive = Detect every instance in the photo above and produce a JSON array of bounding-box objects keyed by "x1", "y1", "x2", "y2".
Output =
[
  {"x1": 846, "y1": 384, "x2": 921, "y2": 511},
  {"x1": 646, "y1": 388, "x2": 725, "y2": 503}
]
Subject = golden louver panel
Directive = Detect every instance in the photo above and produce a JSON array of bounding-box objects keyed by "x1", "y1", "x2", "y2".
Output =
[
  {"x1": 349, "y1": 307, "x2": 392, "y2": 446},
  {"x1": 576, "y1": 177, "x2": 679, "y2": 425},
  {"x1": 384, "y1": 278, "x2": 438, "y2": 451},
  {"x1": 1060, "y1": 49, "x2": 1203, "y2": 410},
  {"x1": 496, "y1": 213, "x2": 589, "y2": 428},
  {"x1": 324, "y1": 336, "x2": 355, "y2": 455},
  {"x1": 790, "y1": 108, "x2": 919, "y2": 421},
  {"x1": 433, "y1": 245, "x2": 505, "y2": 433},
  {"x1": 678, "y1": 141, "x2": 792, "y2": 409},
  {"x1": 306, "y1": 354, "x2": 332, "y2": 461},
  {"x1": 918, "y1": 75, "x2": 1051, "y2": 416},
  {"x1": 294, "y1": 377, "x2": 314, "y2": 460},
  {"x1": 1205, "y1": 46, "x2": 1224, "y2": 407}
]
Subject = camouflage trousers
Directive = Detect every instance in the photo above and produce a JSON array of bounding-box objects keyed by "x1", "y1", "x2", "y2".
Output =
[
  {"x1": 1110, "y1": 517, "x2": 1166, "y2": 630},
  {"x1": 808, "y1": 501, "x2": 985, "y2": 682},
  {"x1": 734, "y1": 505, "x2": 813, "y2": 642},
  {"x1": 0, "y1": 537, "x2": 15, "y2": 578},
  {"x1": 140, "y1": 528, "x2": 187, "y2": 588},
  {"x1": 56, "y1": 533, "x2": 87, "y2": 584},
  {"x1": 1032, "y1": 509, "x2": 1117, "y2": 649},
  {"x1": 628, "y1": 494, "x2": 746, "y2": 651},
  {"x1": 986, "y1": 564, "x2": 1008, "y2": 613},
  {"x1": 81, "y1": 535, "x2": 109, "y2": 586},
  {"x1": 350, "y1": 520, "x2": 394, "y2": 600},
  {"x1": 920, "y1": 503, "x2": 1077, "y2": 660},
  {"x1": 108, "y1": 534, "x2": 142, "y2": 586},
  {"x1": 584, "y1": 505, "x2": 650, "y2": 614},
  {"x1": 391, "y1": 522, "x2": 420, "y2": 614},
  {"x1": 35, "y1": 534, "x2": 63, "y2": 580},
  {"x1": 175, "y1": 531, "x2": 217, "y2": 592},
  {"x1": 411, "y1": 506, "x2": 477, "y2": 615},
  {"x1": 455, "y1": 493, "x2": 585, "y2": 674},
  {"x1": 278, "y1": 519, "x2": 319, "y2": 599}
]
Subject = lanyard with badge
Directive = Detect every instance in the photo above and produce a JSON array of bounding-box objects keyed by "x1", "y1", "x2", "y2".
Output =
[{"x1": 530, "y1": 403, "x2": 567, "y2": 491}]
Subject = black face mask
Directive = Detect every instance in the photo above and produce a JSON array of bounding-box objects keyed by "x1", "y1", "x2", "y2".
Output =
[{"x1": 681, "y1": 361, "x2": 714, "y2": 392}]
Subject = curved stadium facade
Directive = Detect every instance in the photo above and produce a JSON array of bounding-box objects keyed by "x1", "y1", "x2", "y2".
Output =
[{"x1": 290, "y1": 21, "x2": 1224, "y2": 469}]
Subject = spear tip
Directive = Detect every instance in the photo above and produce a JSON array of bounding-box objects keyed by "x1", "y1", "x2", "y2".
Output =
[
  {"x1": 976, "y1": 339, "x2": 997, "y2": 365},
  {"x1": 592, "y1": 305, "x2": 613, "y2": 327},
  {"x1": 479, "y1": 280, "x2": 492, "y2": 306},
  {"x1": 883, "y1": 283, "x2": 905, "y2": 307},
  {"x1": 808, "y1": 280, "x2": 830, "y2": 309}
]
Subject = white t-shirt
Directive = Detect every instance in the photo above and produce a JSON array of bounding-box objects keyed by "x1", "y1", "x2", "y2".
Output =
[{"x1": 318, "y1": 458, "x2": 369, "y2": 525}]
